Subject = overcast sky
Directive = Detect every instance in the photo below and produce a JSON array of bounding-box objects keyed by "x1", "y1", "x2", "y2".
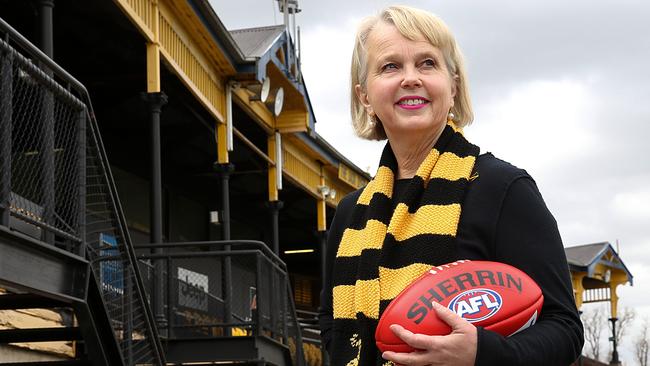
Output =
[{"x1": 211, "y1": 0, "x2": 650, "y2": 362}]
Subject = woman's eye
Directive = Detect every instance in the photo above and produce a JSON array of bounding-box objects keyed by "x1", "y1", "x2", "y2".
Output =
[
  {"x1": 382, "y1": 63, "x2": 398, "y2": 71},
  {"x1": 422, "y1": 59, "x2": 436, "y2": 67}
]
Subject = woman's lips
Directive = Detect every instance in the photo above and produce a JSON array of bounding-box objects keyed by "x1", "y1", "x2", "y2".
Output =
[{"x1": 396, "y1": 97, "x2": 429, "y2": 110}]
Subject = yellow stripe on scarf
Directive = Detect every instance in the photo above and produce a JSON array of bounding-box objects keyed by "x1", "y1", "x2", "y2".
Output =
[
  {"x1": 416, "y1": 152, "x2": 476, "y2": 181},
  {"x1": 379, "y1": 263, "x2": 434, "y2": 300},
  {"x1": 388, "y1": 203, "x2": 461, "y2": 240},
  {"x1": 357, "y1": 166, "x2": 394, "y2": 205},
  {"x1": 336, "y1": 220, "x2": 387, "y2": 257},
  {"x1": 333, "y1": 279, "x2": 381, "y2": 319},
  {"x1": 333, "y1": 264, "x2": 437, "y2": 318}
]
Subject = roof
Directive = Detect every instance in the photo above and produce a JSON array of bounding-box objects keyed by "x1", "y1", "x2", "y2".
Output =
[
  {"x1": 229, "y1": 25, "x2": 286, "y2": 60},
  {"x1": 564, "y1": 241, "x2": 634, "y2": 285},
  {"x1": 565, "y1": 242, "x2": 609, "y2": 267},
  {"x1": 190, "y1": 0, "x2": 246, "y2": 63}
]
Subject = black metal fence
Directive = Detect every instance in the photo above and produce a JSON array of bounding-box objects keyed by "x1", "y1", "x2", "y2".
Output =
[
  {"x1": 0, "y1": 16, "x2": 165, "y2": 365},
  {"x1": 137, "y1": 241, "x2": 306, "y2": 365},
  {"x1": 0, "y1": 28, "x2": 86, "y2": 253}
]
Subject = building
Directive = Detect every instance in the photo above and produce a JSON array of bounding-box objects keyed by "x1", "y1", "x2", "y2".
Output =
[
  {"x1": 1, "y1": 0, "x2": 368, "y2": 364},
  {"x1": 0, "y1": 1, "x2": 636, "y2": 365}
]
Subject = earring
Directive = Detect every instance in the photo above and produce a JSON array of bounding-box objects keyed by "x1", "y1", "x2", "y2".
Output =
[
  {"x1": 367, "y1": 114, "x2": 376, "y2": 128},
  {"x1": 447, "y1": 111, "x2": 455, "y2": 122}
]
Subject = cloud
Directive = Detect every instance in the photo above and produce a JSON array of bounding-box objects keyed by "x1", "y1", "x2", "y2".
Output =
[
  {"x1": 211, "y1": 1, "x2": 650, "y2": 361},
  {"x1": 466, "y1": 78, "x2": 598, "y2": 176},
  {"x1": 611, "y1": 189, "x2": 650, "y2": 221}
]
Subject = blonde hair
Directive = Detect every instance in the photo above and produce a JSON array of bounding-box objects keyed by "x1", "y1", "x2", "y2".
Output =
[{"x1": 350, "y1": 5, "x2": 473, "y2": 140}]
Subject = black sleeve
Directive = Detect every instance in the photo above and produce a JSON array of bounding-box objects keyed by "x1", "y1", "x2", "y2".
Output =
[
  {"x1": 474, "y1": 176, "x2": 584, "y2": 366},
  {"x1": 318, "y1": 191, "x2": 361, "y2": 354}
]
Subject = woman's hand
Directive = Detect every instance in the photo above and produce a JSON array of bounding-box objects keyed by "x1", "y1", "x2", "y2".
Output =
[{"x1": 381, "y1": 301, "x2": 477, "y2": 366}]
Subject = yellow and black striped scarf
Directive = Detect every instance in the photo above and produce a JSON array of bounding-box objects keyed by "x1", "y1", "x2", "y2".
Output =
[{"x1": 331, "y1": 123, "x2": 479, "y2": 365}]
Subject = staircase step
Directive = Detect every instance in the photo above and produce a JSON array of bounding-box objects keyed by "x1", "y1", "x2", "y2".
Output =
[
  {"x1": 0, "y1": 293, "x2": 70, "y2": 310},
  {"x1": 0, "y1": 327, "x2": 81, "y2": 343}
]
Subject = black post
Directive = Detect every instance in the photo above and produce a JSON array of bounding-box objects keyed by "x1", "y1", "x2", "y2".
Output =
[
  {"x1": 40, "y1": 83, "x2": 55, "y2": 245},
  {"x1": 254, "y1": 252, "x2": 263, "y2": 336},
  {"x1": 142, "y1": 91, "x2": 168, "y2": 332},
  {"x1": 318, "y1": 230, "x2": 327, "y2": 289},
  {"x1": 124, "y1": 271, "x2": 133, "y2": 365},
  {"x1": 36, "y1": 0, "x2": 55, "y2": 245},
  {"x1": 318, "y1": 229, "x2": 330, "y2": 366},
  {"x1": 76, "y1": 108, "x2": 86, "y2": 256},
  {"x1": 214, "y1": 163, "x2": 234, "y2": 241},
  {"x1": 0, "y1": 53, "x2": 12, "y2": 227},
  {"x1": 609, "y1": 317, "x2": 620, "y2": 365},
  {"x1": 214, "y1": 162, "x2": 234, "y2": 335},
  {"x1": 38, "y1": 0, "x2": 55, "y2": 59},
  {"x1": 266, "y1": 200, "x2": 283, "y2": 338},
  {"x1": 267, "y1": 200, "x2": 283, "y2": 255}
]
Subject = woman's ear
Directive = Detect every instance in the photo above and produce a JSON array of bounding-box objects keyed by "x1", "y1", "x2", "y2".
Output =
[
  {"x1": 451, "y1": 74, "x2": 459, "y2": 99},
  {"x1": 355, "y1": 84, "x2": 373, "y2": 115}
]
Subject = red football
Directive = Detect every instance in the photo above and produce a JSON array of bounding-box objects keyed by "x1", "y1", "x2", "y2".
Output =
[{"x1": 376, "y1": 260, "x2": 543, "y2": 353}]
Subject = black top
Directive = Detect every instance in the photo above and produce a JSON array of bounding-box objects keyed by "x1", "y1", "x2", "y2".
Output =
[{"x1": 319, "y1": 153, "x2": 584, "y2": 365}]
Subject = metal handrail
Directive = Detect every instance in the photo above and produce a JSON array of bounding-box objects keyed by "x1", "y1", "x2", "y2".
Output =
[
  {"x1": 137, "y1": 245, "x2": 306, "y2": 365},
  {"x1": 0, "y1": 16, "x2": 166, "y2": 365},
  {"x1": 137, "y1": 240, "x2": 287, "y2": 270}
]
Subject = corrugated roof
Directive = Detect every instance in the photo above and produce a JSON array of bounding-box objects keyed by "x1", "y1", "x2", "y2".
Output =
[
  {"x1": 564, "y1": 242, "x2": 610, "y2": 267},
  {"x1": 229, "y1": 25, "x2": 285, "y2": 60}
]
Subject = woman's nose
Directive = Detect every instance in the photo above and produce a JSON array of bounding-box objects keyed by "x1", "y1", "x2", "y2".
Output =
[{"x1": 401, "y1": 67, "x2": 422, "y2": 88}]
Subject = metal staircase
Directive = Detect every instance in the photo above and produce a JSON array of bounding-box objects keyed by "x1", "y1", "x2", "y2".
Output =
[
  {"x1": 1, "y1": 14, "x2": 308, "y2": 366},
  {"x1": 0, "y1": 16, "x2": 164, "y2": 365}
]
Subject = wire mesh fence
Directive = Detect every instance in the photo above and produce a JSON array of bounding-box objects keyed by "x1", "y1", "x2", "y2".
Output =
[
  {"x1": 0, "y1": 20, "x2": 165, "y2": 365},
  {"x1": 85, "y1": 120, "x2": 165, "y2": 365},
  {"x1": 1, "y1": 36, "x2": 86, "y2": 252},
  {"x1": 138, "y1": 241, "x2": 307, "y2": 365}
]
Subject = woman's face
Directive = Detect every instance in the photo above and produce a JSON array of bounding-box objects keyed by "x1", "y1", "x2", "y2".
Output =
[{"x1": 356, "y1": 22, "x2": 456, "y2": 141}]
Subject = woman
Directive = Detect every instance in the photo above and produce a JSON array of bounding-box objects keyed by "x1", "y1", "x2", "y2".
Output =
[{"x1": 318, "y1": 5, "x2": 584, "y2": 366}]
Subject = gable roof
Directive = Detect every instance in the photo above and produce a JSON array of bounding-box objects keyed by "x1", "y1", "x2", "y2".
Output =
[
  {"x1": 229, "y1": 25, "x2": 286, "y2": 60},
  {"x1": 565, "y1": 242, "x2": 610, "y2": 267},
  {"x1": 565, "y1": 242, "x2": 633, "y2": 285}
]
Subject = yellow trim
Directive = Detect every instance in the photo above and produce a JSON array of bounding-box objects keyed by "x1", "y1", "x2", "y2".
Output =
[
  {"x1": 282, "y1": 139, "x2": 321, "y2": 195},
  {"x1": 157, "y1": 1, "x2": 225, "y2": 122},
  {"x1": 610, "y1": 282, "x2": 619, "y2": 318},
  {"x1": 357, "y1": 167, "x2": 393, "y2": 205},
  {"x1": 217, "y1": 122, "x2": 228, "y2": 164},
  {"x1": 571, "y1": 272, "x2": 586, "y2": 310},
  {"x1": 336, "y1": 220, "x2": 387, "y2": 257},
  {"x1": 146, "y1": 42, "x2": 161, "y2": 93},
  {"x1": 317, "y1": 174, "x2": 326, "y2": 231},
  {"x1": 112, "y1": 0, "x2": 156, "y2": 42},
  {"x1": 276, "y1": 109, "x2": 309, "y2": 133},
  {"x1": 388, "y1": 203, "x2": 461, "y2": 240},
  {"x1": 232, "y1": 87, "x2": 275, "y2": 132},
  {"x1": 266, "y1": 63, "x2": 308, "y2": 133},
  {"x1": 268, "y1": 135, "x2": 279, "y2": 201},
  {"x1": 379, "y1": 263, "x2": 432, "y2": 300},
  {"x1": 339, "y1": 164, "x2": 370, "y2": 189}
]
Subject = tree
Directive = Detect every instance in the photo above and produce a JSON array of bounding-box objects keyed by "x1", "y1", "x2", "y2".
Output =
[
  {"x1": 612, "y1": 307, "x2": 636, "y2": 344},
  {"x1": 635, "y1": 318, "x2": 649, "y2": 366},
  {"x1": 583, "y1": 305, "x2": 606, "y2": 361}
]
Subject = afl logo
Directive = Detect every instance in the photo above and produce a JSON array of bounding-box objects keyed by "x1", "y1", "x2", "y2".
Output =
[{"x1": 447, "y1": 288, "x2": 502, "y2": 323}]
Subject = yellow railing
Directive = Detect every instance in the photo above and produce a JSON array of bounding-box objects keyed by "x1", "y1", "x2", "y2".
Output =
[
  {"x1": 339, "y1": 163, "x2": 369, "y2": 189},
  {"x1": 113, "y1": 0, "x2": 227, "y2": 122},
  {"x1": 158, "y1": 7, "x2": 225, "y2": 122},
  {"x1": 113, "y1": 0, "x2": 155, "y2": 41},
  {"x1": 282, "y1": 140, "x2": 321, "y2": 196}
]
